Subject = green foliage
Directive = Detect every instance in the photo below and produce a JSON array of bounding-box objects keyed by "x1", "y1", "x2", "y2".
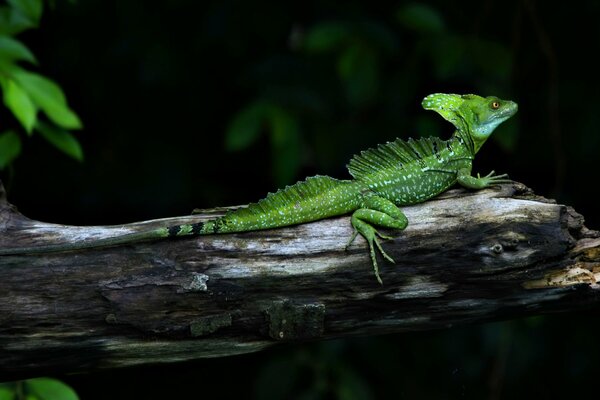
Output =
[
  {"x1": 0, "y1": 129, "x2": 20, "y2": 168},
  {"x1": 36, "y1": 120, "x2": 83, "y2": 161},
  {"x1": 12, "y1": 70, "x2": 82, "y2": 130},
  {"x1": 255, "y1": 341, "x2": 375, "y2": 400},
  {"x1": 2, "y1": 76, "x2": 36, "y2": 132},
  {"x1": 226, "y1": 100, "x2": 301, "y2": 185},
  {"x1": 397, "y1": 3, "x2": 445, "y2": 33},
  {"x1": 0, "y1": 35, "x2": 37, "y2": 64},
  {"x1": 0, "y1": 0, "x2": 83, "y2": 171},
  {"x1": 303, "y1": 21, "x2": 349, "y2": 52},
  {"x1": 0, "y1": 379, "x2": 78, "y2": 400}
]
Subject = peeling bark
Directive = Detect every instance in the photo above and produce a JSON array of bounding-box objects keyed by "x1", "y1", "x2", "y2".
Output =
[{"x1": 0, "y1": 181, "x2": 599, "y2": 380}]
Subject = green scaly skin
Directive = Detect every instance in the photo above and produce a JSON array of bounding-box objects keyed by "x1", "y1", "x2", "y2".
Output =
[{"x1": 0, "y1": 93, "x2": 518, "y2": 283}]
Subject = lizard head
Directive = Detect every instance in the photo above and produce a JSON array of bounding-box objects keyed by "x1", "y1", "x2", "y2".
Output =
[{"x1": 422, "y1": 93, "x2": 518, "y2": 153}]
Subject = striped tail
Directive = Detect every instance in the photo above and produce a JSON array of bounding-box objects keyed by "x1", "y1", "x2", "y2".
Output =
[{"x1": 0, "y1": 175, "x2": 361, "y2": 255}]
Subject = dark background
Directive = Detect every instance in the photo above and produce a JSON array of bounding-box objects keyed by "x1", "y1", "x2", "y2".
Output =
[{"x1": 2, "y1": 0, "x2": 600, "y2": 398}]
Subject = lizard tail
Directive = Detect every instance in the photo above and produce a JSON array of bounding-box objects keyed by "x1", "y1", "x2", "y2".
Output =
[{"x1": 0, "y1": 176, "x2": 361, "y2": 256}]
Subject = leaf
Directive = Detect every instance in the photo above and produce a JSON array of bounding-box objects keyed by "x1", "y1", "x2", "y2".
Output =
[
  {"x1": 0, "y1": 35, "x2": 37, "y2": 64},
  {"x1": 355, "y1": 20, "x2": 398, "y2": 54},
  {"x1": 25, "y1": 378, "x2": 79, "y2": 400},
  {"x1": 8, "y1": 0, "x2": 43, "y2": 24},
  {"x1": 225, "y1": 101, "x2": 267, "y2": 151},
  {"x1": 469, "y1": 38, "x2": 513, "y2": 80},
  {"x1": 336, "y1": 365, "x2": 374, "y2": 400},
  {"x1": 0, "y1": 6, "x2": 36, "y2": 35},
  {"x1": 36, "y1": 121, "x2": 84, "y2": 161},
  {"x1": 0, "y1": 384, "x2": 15, "y2": 400},
  {"x1": 304, "y1": 21, "x2": 350, "y2": 53},
  {"x1": 0, "y1": 130, "x2": 22, "y2": 169},
  {"x1": 1, "y1": 78, "x2": 37, "y2": 133},
  {"x1": 337, "y1": 44, "x2": 378, "y2": 107},
  {"x1": 428, "y1": 35, "x2": 465, "y2": 79},
  {"x1": 13, "y1": 70, "x2": 82, "y2": 130},
  {"x1": 267, "y1": 106, "x2": 302, "y2": 185},
  {"x1": 397, "y1": 3, "x2": 445, "y2": 34}
]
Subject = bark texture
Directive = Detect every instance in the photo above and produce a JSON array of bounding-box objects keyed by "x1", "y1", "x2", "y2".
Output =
[{"x1": 0, "y1": 181, "x2": 599, "y2": 380}]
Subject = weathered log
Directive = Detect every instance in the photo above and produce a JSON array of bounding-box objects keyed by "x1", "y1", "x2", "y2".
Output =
[{"x1": 0, "y1": 180, "x2": 599, "y2": 380}]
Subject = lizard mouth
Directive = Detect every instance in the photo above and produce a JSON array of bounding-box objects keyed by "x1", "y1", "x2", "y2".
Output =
[{"x1": 500, "y1": 101, "x2": 518, "y2": 118}]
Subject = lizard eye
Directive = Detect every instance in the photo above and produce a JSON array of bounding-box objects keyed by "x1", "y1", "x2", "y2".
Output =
[{"x1": 491, "y1": 101, "x2": 500, "y2": 110}]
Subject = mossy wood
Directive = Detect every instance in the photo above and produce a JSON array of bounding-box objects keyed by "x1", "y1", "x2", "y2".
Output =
[{"x1": 0, "y1": 181, "x2": 599, "y2": 380}]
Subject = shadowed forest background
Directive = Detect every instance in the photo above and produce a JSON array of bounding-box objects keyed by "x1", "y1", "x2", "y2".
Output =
[{"x1": 1, "y1": 0, "x2": 600, "y2": 398}]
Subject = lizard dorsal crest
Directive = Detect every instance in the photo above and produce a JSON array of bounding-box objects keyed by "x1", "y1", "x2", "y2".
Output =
[
  {"x1": 347, "y1": 137, "x2": 444, "y2": 182},
  {"x1": 421, "y1": 93, "x2": 469, "y2": 131}
]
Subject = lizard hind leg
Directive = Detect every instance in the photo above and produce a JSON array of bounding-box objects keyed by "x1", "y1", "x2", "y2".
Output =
[{"x1": 348, "y1": 196, "x2": 408, "y2": 284}]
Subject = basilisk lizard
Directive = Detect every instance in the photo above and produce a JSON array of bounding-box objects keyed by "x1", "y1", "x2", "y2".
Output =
[{"x1": 0, "y1": 93, "x2": 518, "y2": 283}]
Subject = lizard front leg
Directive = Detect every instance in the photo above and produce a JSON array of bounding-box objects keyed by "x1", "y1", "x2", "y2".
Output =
[
  {"x1": 346, "y1": 195, "x2": 408, "y2": 284},
  {"x1": 457, "y1": 168, "x2": 511, "y2": 189}
]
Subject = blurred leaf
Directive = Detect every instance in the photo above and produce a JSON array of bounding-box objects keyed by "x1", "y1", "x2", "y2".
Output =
[
  {"x1": 470, "y1": 39, "x2": 513, "y2": 79},
  {"x1": 0, "y1": 6, "x2": 36, "y2": 35},
  {"x1": 337, "y1": 44, "x2": 378, "y2": 107},
  {"x1": 336, "y1": 366, "x2": 373, "y2": 400},
  {"x1": 0, "y1": 130, "x2": 22, "y2": 169},
  {"x1": 355, "y1": 20, "x2": 398, "y2": 54},
  {"x1": 268, "y1": 105, "x2": 301, "y2": 185},
  {"x1": 225, "y1": 101, "x2": 267, "y2": 151},
  {"x1": 25, "y1": 378, "x2": 78, "y2": 400},
  {"x1": 12, "y1": 70, "x2": 82, "y2": 129},
  {"x1": 304, "y1": 21, "x2": 350, "y2": 53},
  {"x1": 36, "y1": 121, "x2": 84, "y2": 161},
  {"x1": 397, "y1": 3, "x2": 445, "y2": 34},
  {"x1": 0, "y1": 384, "x2": 15, "y2": 400},
  {"x1": 1, "y1": 78, "x2": 37, "y2": 133},
  {"x1": 0, "y1": 35, "x2": 37, "y2": 64},
  {"x1": 429, "y1": 35, "x2": 465, "y2": 79},
  {"x1": 8, "y1": 0, "x2": 43, "y2": 24}
]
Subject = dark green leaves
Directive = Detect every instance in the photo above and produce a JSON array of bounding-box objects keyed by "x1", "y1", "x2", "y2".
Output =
[
  {"x1": 226, "y1": 100, "x2": 301, "y2": 185},
  {"x1": 337, "y1": 44, "x2": 378, "y2": 106},
  {"x1": 397, "y1": 3, "x2": 445, "y2": 34},
  {"x1": 0, "y1": 378, "x2": 79, "y2": 400},
  {"x1": 36, "y1": 121, "x2": 84, "y2": 162},
  {"x1": 0, "y1": 130, "x2": 21, "y2": 169},
  {"x1": 0, "y1": 35, "x2": 37, "y2": 64},
  {"x1": 13, "y1": 71, "x2": 82, "y2": 130},
  {"x1": 303, "y1": 21, "x2": 397, "y2": 107},
  {"x1": 303, "y1": 22, "x2": 349, "y2": 53},
  {"x1": 8, "y1": 0, "x2": 43, "y2": 24},
  {"x1": 24, "y1": 378, "x2": 79, "y2": 400},
  {"x1": 0, "y1": 0, "x2": 42, "y2": 35},
  {"x1": 225, "y1": 101, "x2": 267, "y2": 151},
  {"x1": 1, "y1": 77, "x2": 36, "y2": 133},
  {"x1": 0, "y1": 0, "x2": 83, "y2": 170}
]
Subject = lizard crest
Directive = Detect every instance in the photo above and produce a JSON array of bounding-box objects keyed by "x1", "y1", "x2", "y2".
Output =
[{"x1": 422, "y1": 93, "x2": 518, "y2": 153}]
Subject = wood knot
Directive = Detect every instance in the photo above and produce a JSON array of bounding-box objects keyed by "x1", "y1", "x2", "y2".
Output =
[{"x1": 491, "y1": 244, "x2": 504, "y2": 254}]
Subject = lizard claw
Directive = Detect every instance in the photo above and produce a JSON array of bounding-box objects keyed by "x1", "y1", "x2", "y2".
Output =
[
  {"x1": 345, "y1": 229, "x2": 359, "y2": 250},
  {"x1": 480, "y1": 171, "x2": 511, "y2": 186}
]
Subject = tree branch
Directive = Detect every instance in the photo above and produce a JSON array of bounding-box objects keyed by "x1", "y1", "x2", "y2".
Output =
[{"x1": 1, "y1": 181, "x2": 599, "y2": 380}]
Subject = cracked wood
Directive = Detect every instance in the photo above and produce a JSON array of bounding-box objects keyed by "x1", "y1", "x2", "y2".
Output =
[{"x1": 0, "y1": 181, "x2": 599, "y2": 380}]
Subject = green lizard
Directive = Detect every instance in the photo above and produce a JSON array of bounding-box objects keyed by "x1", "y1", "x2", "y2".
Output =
[{"x1": 0, "y1": 93, "x2": 517, "y2": 283}]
